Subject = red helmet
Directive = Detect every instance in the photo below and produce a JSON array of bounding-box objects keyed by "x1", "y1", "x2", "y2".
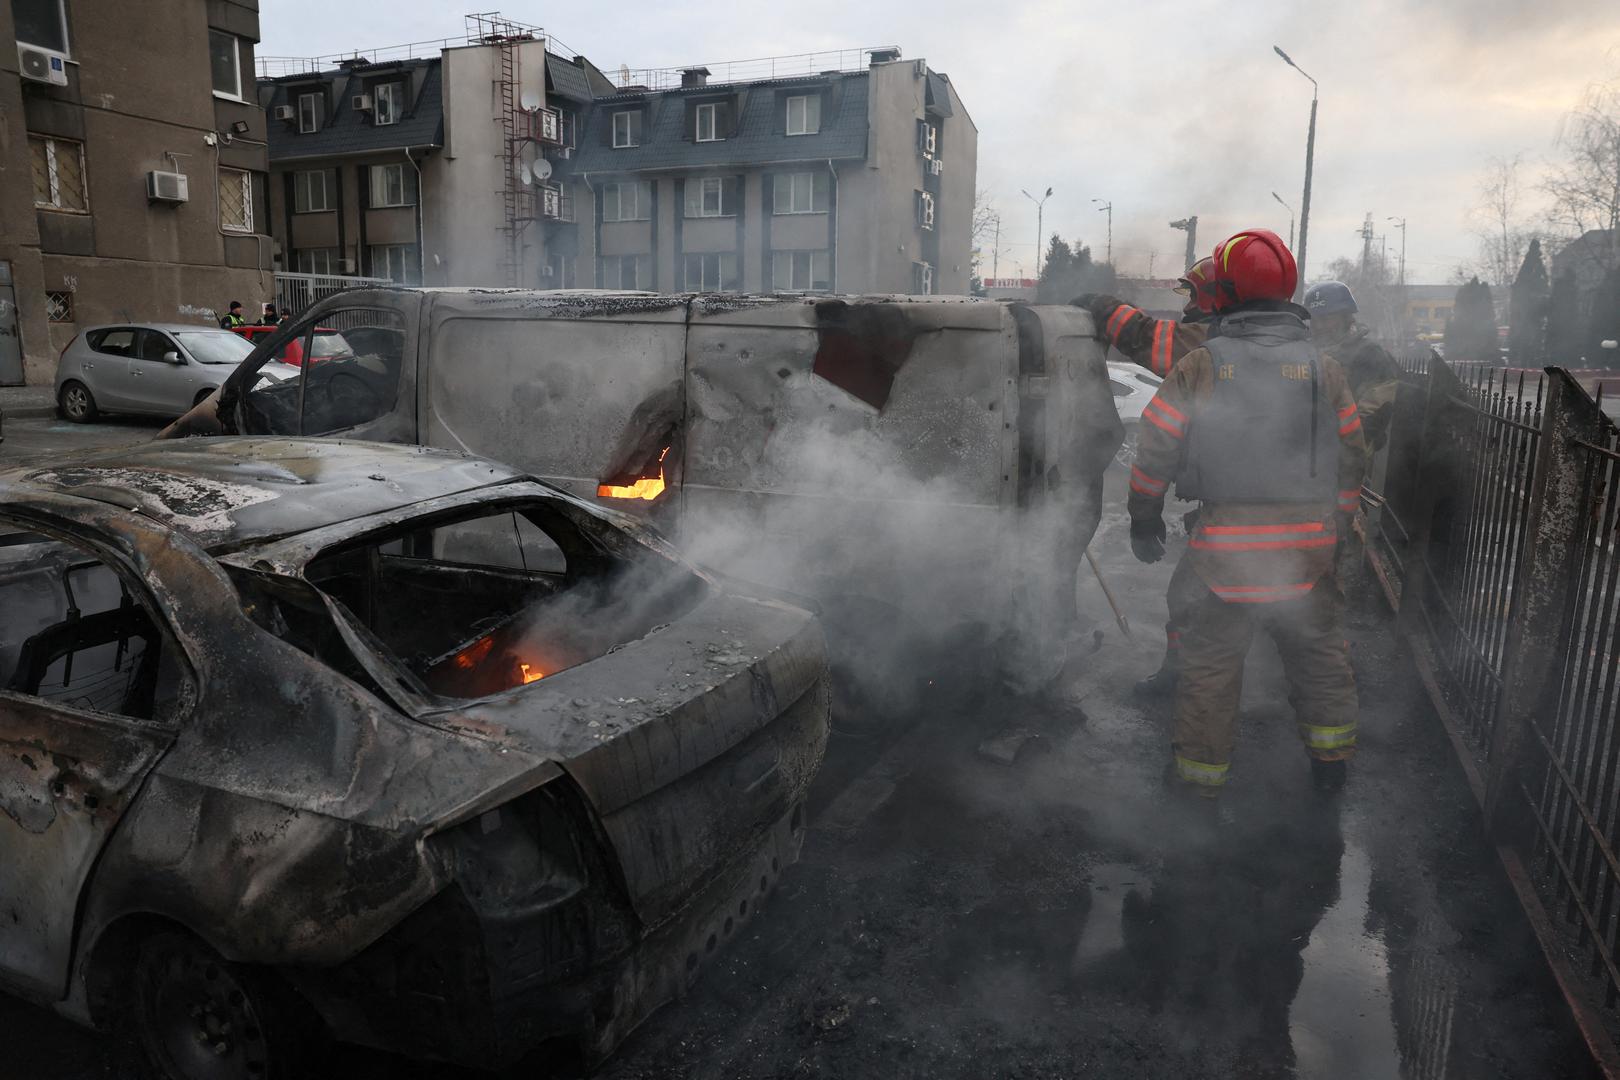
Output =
[
  {"x1": 1176, "y1": 256, "x2": 1220, "y2": 315},
  {"x1": 1211, "y1": 229, "x2": 1297, "y2": 308}
]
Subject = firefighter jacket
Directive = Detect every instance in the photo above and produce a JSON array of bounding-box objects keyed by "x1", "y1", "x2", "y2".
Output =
[
  {"x1": 1088, "y1": 297, "x2": 1210, "y2": 377},
  {"x1": 1127, "y1": 306, "x2": 1370, "y2": 602},
  {"x1": 1319, "y1": 324, "x2": 1401, "y2": 453}
]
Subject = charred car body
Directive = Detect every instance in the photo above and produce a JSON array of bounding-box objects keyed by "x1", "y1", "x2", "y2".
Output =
[
  {"x1": 0, "y1": 438, "x2": 828, "y2": 1076},
  {"x1": 171, "y1": 289, "x2": 1122, "y2": 691}
]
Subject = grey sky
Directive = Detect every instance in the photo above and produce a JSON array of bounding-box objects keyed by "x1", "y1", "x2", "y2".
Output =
[{"x1": 259, "y1": 0, "x2": 1620, "y2": 285}]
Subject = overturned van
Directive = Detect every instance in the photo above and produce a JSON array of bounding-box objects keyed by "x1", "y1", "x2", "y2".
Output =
[{"x1": 179, "y1": 290, "x2": 1123, "y2": 692}]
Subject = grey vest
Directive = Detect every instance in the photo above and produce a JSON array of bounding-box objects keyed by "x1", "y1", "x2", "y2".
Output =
[{"x1": 1177, "y1": 311, "x2": 1341, "y2": 504}]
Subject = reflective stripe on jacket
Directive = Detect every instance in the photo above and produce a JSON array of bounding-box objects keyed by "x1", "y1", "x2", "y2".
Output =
[{"x1": 1098, "y1": 301, "x2": 1209, "y2": 378}]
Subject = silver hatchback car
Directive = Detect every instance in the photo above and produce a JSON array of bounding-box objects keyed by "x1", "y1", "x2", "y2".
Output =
[{"x1": 55, "y1": 323, "x2": 294, "y2": 423}]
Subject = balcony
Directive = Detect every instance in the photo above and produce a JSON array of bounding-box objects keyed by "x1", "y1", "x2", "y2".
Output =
[{"x1": 540, "y1": 184, "x2": 574, "y2": 223}]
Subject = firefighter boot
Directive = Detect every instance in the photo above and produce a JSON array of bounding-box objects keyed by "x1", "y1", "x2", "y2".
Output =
[{"x1": 1310, "y1": 757, "x2": 1348, "y2": 794}]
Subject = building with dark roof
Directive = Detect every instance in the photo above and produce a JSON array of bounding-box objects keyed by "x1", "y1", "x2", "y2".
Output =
[{"x1": 259, "y1": 35, "x2": 975, "y2": 296}]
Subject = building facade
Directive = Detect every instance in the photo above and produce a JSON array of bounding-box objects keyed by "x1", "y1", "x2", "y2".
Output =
[
  {"x1": 1, "y1": 0, "x2": 270, "y2": 385},
  {"x1": 260, "y1": 37, "x2": 976, "y2": 298}
]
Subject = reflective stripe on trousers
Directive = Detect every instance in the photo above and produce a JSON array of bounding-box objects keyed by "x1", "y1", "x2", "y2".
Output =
[
  {"x1": 1299, "y1": 721, "x2": 1357, "y2": 752},
  {"x1": 1175, "y1": 755, "x2": 1230, "y2": 787}
]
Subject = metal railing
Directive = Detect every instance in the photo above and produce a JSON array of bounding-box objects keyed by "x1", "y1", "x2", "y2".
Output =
[
  {"x1": 1368, "y1": 356, "x2": 1620, "y2": 1067},
  {"x1": 272, "y1": 272, "x2": 390, "y2": 319},
  {"x1": 612, "y1": 46, "x2": 901, "y2": 92},
  {"x1": 256, "y1": 13, "x2": 547, "y2": 80}
]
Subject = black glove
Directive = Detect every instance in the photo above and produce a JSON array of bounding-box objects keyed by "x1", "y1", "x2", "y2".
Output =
[
  {"x1": 1072, "y1": 294, "x2": 1125, "y2": 338},
  {"x1": 1131, "y1": 516, "x2": 1167, "y2": 564}
]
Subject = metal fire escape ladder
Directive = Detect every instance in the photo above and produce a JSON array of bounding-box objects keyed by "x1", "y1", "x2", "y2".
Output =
[{"x1": 497, "y1": 40, "x2": 522, "y2": 286}]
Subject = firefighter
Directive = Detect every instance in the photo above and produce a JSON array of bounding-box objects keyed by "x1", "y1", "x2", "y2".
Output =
[
  {"x1": 1127, "y1": 229, "x2": 1369, "y2": 795},
  {"x1": 1303, "y1": 281, "x2": 1402, "y2": 454},
  {"x1": 1074, "y1": 262, "x2": 1222, "y2": 698}
]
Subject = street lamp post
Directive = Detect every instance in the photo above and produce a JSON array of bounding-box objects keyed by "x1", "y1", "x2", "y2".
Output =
[
  {"x1": 1387, "y1": 216, "x2": 1407, "y2": 285},
  {"x1": 1022, "y1": 186, "x2": 1053, "y2": 277},
  {"x1": 1274, "y1": 45, "x2": 1317, "y2": 299},
  {"x1": 1271, "y1": 191, "x2": 1295, "y2": 251},
  {"x1": 991, "y1": 213, "x2": 1001, "y2": 281},
  {"x1": 1092, "y1": 198, "x2": 1113, "y2": 265},
  {"x1": 1169, "y1": 216, "x2": 1198, "y2": 270}
]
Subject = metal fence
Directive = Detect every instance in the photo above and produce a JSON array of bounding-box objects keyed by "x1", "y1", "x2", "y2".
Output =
[
  {"x1": 1368, "y1": 357, "x2": 1620, "y2": 1068},
  {"x1": 272, "y1": 272, "x2": 390, "y2": 321}
]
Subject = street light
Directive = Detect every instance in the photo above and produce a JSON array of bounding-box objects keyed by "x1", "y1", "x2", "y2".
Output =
[
  {"x1": 1274, "y1": 45, "x2": 1318, "y2": 299},
  {"x1": 1387, "y1": 216, "x2": 1407, "y2": 285},
  {"x1": 1022, "y1": 186, "x2": 1053, "y2": 276},
  {"x1": 1092, "y1": 198, "x2": 1113, "y2": 265},
  {"x1": 1169, "y1": 216, "x2": 1199, "y2": 270},
  {"x1": 1272, "y1": 191, "x2": 1295, "y2": 251}
]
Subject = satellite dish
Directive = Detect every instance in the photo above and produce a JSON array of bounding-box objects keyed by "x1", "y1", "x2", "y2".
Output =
[
  {"x1": 533, "y1": 158, "x2": 553, "y2": 181},
  {"x1": 618, "y1": 64, "x2": 632, "y2": 86},
  {"x1": 519, "y1": 161, "x2": 533, "y2": 186},
  {"x1": 520, "y1": 88, "x2": 541, "y2": 111}
]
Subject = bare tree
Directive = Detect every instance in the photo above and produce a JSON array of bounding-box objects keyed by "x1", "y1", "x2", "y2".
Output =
[
  {"x1": 1544, "y1": 79, "x2": 1620, "y2": 284},
  {"x1": 971, "y1": 188, "x2": 997, "y2": 249},
  {"x1": 1472, "y1": 154, "x2": 1533, "y2": 287}
]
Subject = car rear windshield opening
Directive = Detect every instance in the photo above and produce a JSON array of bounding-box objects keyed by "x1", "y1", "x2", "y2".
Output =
[{"x1": 300, "y1": 503, "x2": 707, "y2": 700}]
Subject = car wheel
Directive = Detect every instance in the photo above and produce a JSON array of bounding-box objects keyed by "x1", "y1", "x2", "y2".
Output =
[
  {"x1": 59, "y1": 380, "x2": 98, "y2": 423},
  {"x1": 131, "y1": 931, "x2": 321, "y2": 1080},
  {"x1": 1113, "y1": 421, "x2": 1140, "y2": 470}
]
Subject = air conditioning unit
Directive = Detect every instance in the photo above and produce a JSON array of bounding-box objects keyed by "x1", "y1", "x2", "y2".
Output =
[
  {"x1": 274, "y1": 104, "x2": 295, "y2": 121},
  {"x1": 18, "y1": 44, "x2": 68, "y2": 87},
  {"x1": 146, "y1": 170, "x2": 190, "y2": 203},
  {"x1": 542, "y1": 264, "x2": 556, "y2": 278},
  {"x1": 352, "y1": 93, "x2": 373, "y2": 112},
  {"x1": 930, "y1": 158, "x2": 944, "y2": 176}
]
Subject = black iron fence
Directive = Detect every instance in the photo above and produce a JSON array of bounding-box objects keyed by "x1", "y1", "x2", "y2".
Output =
[{"x1": 1368, "y1": 358, "x2": 1620, "y2": 1069}]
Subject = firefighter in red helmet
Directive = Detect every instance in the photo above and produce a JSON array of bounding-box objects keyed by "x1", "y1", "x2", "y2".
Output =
[
  {"x1": 1126, "y1": 229, "x2": 1369, "y2": 795},
  {"x1": 1073, "y1": 259, "x2": 1221, "y2": 698}
]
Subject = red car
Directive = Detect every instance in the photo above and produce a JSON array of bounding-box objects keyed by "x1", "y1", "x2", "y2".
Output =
[{"x1": 230, "y1": 324, "x2": 351, "y2": 367}]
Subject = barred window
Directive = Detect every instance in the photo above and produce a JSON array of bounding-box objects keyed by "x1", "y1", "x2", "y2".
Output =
[
  {"x1": 45, "y1": 291, "x2": 73, "y2": 323},
  {"x1": 29, "y1": 134, "x2": 87, "y2": 212},
  {"x1": 219, "y1": 168, "x2": 253, "y2": 232}
]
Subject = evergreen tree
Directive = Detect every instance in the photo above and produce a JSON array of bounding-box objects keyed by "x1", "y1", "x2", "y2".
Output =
[
  {"x1": 1508, "y1": 238, "x2": 1549, "y2": 364},
  {"x1": 1546, "y1": 268, "x2": 1584, "y2": 363},
  {"x1": 1585, "y1": 266, "x2": 1620, "y2": 369},
  {"x1": 1036, "y1": 234, "x2": 1117, "y2": 304},
  {"x1": 1445, "y1": 277, "x2": 1498, "y2": 363}
]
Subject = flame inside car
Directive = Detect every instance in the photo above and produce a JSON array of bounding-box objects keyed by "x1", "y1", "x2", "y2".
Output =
[
  {"x1": 519, "y1": 662, "x2": 545, "y2": 684},
  {"x1": 598, "y1": 447, "x2": 669, "y2": 501}
]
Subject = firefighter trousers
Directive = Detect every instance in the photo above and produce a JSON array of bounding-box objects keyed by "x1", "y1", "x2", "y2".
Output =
[
  {"x1": 1171, "y1": 576, "x2": 1359, "y2": 789},
  {"x1": 1161, "y1": 552, "x2": 1202, "y2": 671}
]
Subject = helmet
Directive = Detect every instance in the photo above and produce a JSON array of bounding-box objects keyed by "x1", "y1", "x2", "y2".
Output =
[
  {"x1": 1210, "y1": 229, "x2": 1298, "y2": 308},
  {"x1": 1175, "y1": 256, "x2": 1220, "y2": 315},
  {"x1": 1302, "y1": 280, "x2": 1358, "y2": 317}
]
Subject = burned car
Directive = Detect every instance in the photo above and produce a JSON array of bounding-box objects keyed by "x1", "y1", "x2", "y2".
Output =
[{"x1": 0, "y1": 438, "x2": 829, "y2": 1077}]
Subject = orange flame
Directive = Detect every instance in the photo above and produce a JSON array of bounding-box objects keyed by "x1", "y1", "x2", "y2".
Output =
[
  {"x1": 598, "y1": 447, "x2": 669, "y2": 502},
  {"x1": 519, "y1": 662, "x2": 545, "y2": 684},
  {"x1": 454, "y1": 637, "x2": 495, "y2": 670}
]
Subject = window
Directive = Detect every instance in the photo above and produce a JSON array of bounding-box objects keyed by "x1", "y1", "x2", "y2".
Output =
[
  {"x1": 135, "y1": 329, "x2": 180, "y2": 364},
  {"x1": 218, "y1": 167, "x2": 252, "y2": 232},
  {"x1": 601, "y1": 180, "x2": 652, "y2": 222},
  {"x1": 684, "y1": 176, "x2": 737, "y2": 219},
  {"x1": 916, "y1": 190, "x2": 935, "y2": 231},
  {"x1": 1412, "y1": 306, "x2": 1429, "y2": 319},
  {"x1": 554, "y1": 252, "x2": 576, "y2": 288},
  {"x1": 1109, "y1": 380, "x2": 1134, "y2": 398},
  {"x1": 44, "y1": 290, "x2": 72, "y2": 323},
  {"x1": 368, "y1": 163, "x2": 416, "y2": 208},
  {"x1": 696, "y1": 102, "x2": 721, "y2": 142},
  {"x1": 368, "y1": 244, "x2": 419, "y2": 284},
  {"x1": 0, "y1": 527, "x2": 189, "y2": 724},
  {"x1": 241, "y1": 307, "x2": 408, "y2": 437},
  {"x1": 295, "y1": 248, "x2": 340, "y2": 275},
  {"x1": 374, "y1": 82, "x2": 402, "y2": 126},
  {"x1": 612, "y1": 110, "x2": 641, "y2": 148},
  {"x1": 88, "y1": 328, "x2": 137, "y2": 356},
  {"x1": 209, "y1": 29, "x2": 242, "y2": 99},
  {"x1": 13, "y1": 0, "x2": 69, "y2": 52},
  {"x1": 913, "y1": 260, "x2": 934, "y2": 295},
  {"x1": 600, "y1": 255, "x2": 653, "y2": 290},
  {"x1": 298, "y1": 92, "x2": 323, "y2": 134},
  {"x1": 293, "y1": 169, "x2": 334, "y2": 213},
  {"x1": 28, "y1": 134, "x2": 87, "y2": 212},
  {"x1": 772, "y1": 171, "x2": 829, "y2": 215},
  {"x1": 683, "y1": 253, "x2": 738, "y2": 292},
  {"x1": 786, "y1": 95, "x2": 821, "y2": 136},
  {"x1": 772, "y1": 250, "x2": 830, "y2": 292}
]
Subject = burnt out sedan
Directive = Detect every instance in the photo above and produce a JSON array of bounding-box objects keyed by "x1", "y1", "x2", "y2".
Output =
[{"x1": 0, "y1": 438, "x2": 828, "y2": 1078}]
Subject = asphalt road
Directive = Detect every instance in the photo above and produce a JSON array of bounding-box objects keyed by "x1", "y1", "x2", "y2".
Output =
[
  {"x1": 0, "y1": 428, "x2": 1596, "y2": 1079},
  {"x1": 0, "y1": 413, "x2": 165, "y2": 464}
]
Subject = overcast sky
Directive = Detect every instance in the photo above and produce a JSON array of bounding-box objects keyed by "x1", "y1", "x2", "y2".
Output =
[{"x1": 258, "y1": 0, "x2": 1620, "y2": 285}]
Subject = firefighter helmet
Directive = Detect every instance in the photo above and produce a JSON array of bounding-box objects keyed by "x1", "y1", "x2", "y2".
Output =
[
  {"x1": 1175, "y1": 256, "x2": 1221, "y2": 315},
  {"x1": 1210, "y1": 229, "x2": 1298, "y2": 308},
  {"x1": 1303, "y1": 280, "x2": 1358, "y2": 317}
]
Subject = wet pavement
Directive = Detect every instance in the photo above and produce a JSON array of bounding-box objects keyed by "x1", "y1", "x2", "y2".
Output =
[{"x1": 0, "y1": 462, "x2": 1596, "y2": 1078}]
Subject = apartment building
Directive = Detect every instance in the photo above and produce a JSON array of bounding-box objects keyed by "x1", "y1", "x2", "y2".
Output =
[
  {"x1": 259, "y1": 35, "x2": 975, "y2": 297},
  {"x1": 0, "y1": 0, "x2": 270, "y2": 385}
]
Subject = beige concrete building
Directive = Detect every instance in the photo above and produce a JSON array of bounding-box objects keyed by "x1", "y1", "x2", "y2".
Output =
[
  {"x1": 259, "y1": 36, "x2": 976, "y2": 297},
  {"x1": 0, "y1": 0, "x2": 270, "y2": 385}
]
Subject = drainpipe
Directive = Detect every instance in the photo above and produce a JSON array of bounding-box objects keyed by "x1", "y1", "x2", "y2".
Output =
[
  {"x1": 405, "y1": 148, "x2": 425, "y2": 284},
  {"x1": 581, "y1": 172, "x2": 596, "y2": 287},
  {"x1": 826, "y1": 158, "x2": 838, "y2": 294}
]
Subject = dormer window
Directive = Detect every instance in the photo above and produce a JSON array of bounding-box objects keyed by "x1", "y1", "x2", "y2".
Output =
[
  {"x1": 786, "y1": 95, "x2": 820, "y2": 136},
  {"x1": 297, "y1": 91, "x2": 322, "y2": 134},
  {"x1": 696, "y1": 102, "x2": 722, "y2": 142},
  {"x1": 374, "y1": 82, "x2": 402, "y2": 126},
  {"x1": 612, "y1": 110, "x2": 641, "y2": 148}
]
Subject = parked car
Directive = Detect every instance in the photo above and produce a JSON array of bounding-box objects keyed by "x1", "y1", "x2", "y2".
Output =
[
  {"x1": 54, "y1": 324, "x2": 298, "y2": 423},
  {"x1": 1106, "y1": 360, "x2": 1164, "y2": 468},
  {"x1": 230, "y1": 323, "x2": 351, "y2": 367},
  {"x1": 0, "y1": 437, "x2": 829, "y2": 1077}
]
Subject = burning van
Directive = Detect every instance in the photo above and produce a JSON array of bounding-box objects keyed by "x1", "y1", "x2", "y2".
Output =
[
  {"x1": 173, "y1": 289, "x2": 1123, "y2": 692},
  {"x1": 0, "y1": 438, "x2": 828, "y2": 1076}
]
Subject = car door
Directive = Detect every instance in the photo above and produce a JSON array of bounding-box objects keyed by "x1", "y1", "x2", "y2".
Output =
[
  {"x1": 84, "y1": 327, "x2": 140, "y2": 409},
  {"x1": 127, "y1": 330, "x2": 201, "y2": 416},
  {"x1": 0, "y1": 522, "x2": 180, "y2": 999}
]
